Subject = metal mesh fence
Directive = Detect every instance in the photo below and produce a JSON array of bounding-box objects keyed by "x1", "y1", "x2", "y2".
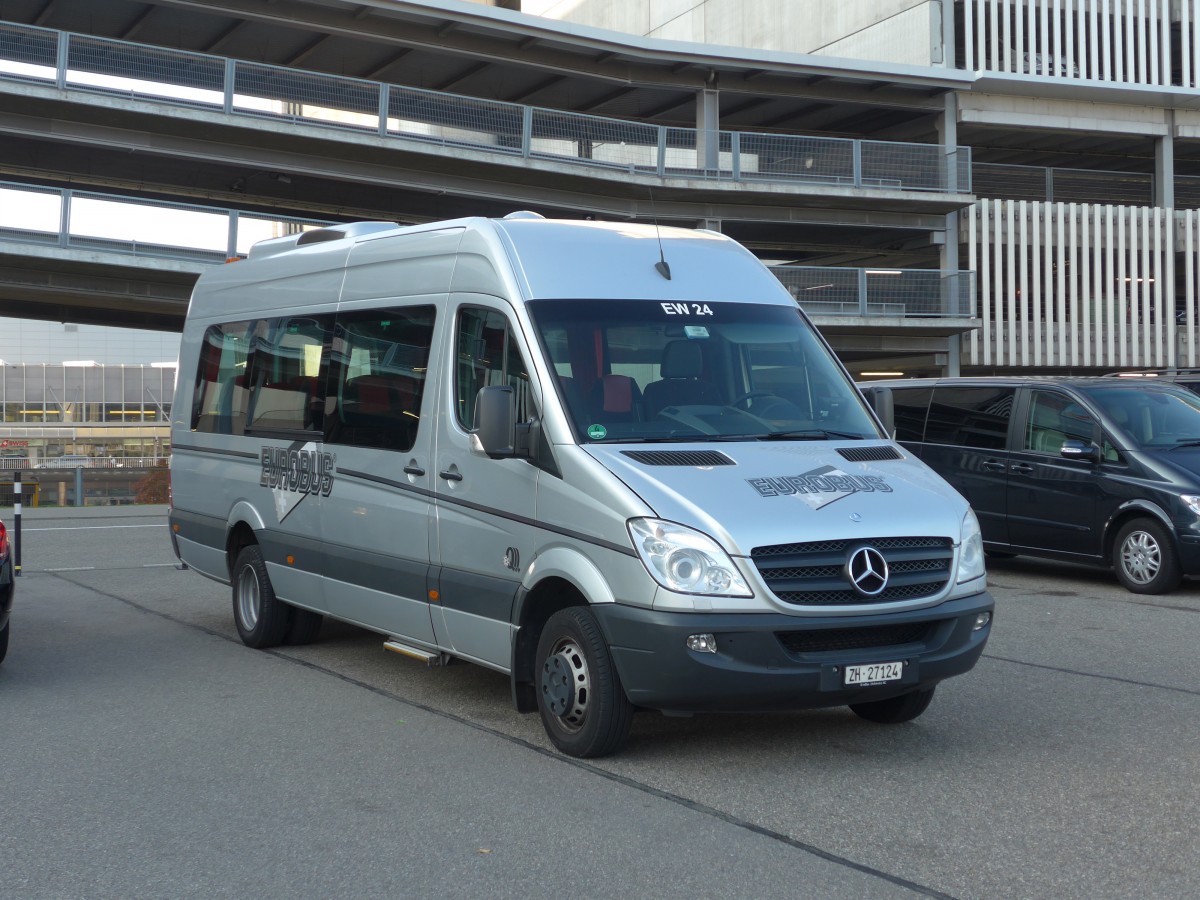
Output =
[
  {"x1": 736, "y1": 133, "x2": 853, "y2": 183},
  {"x1": 973, "y1": 163, "x2": 1153, "y2": 205},
  {"x1": 0, "y1": 22, "x2": 57, "y2": 79},
  {"x1": 531, "y1": 109, "x2": 662, "y2": 172},
  {"x1": 772, "y1": 266, "x2": 975, "y2": 317},
  {"x1": 65, "y1": 34, "x2": 225, "y2": 106},
  {"x1": 388, "y1": 84, "x2": 523, "y2": 153},
  {"x1": 234, "y1": 62, "x2": 380, "y2": 130}
]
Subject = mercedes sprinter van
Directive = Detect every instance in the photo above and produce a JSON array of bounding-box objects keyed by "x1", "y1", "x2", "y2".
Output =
[{"x1": 169, "y1": 214, "x2": 993, "y2": 757}]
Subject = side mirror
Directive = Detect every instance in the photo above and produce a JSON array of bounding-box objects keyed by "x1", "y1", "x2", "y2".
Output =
[
  {"x1": 1060, "y1": 439, "x2": 1101, "y2": 464},
  {"x1": 476, "y1": 385, "x2": 518, "y2": 458}
]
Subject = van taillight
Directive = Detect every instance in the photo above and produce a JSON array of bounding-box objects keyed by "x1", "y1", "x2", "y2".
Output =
[{"x1": 0, "y1": 520, "x2": 8, "y2": 558}]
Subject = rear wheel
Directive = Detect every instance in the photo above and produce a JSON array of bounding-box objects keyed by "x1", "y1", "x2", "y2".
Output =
[
  {"x1": 535, "y1": 606, "x2": 633, "y2": 758},
  {"x1": 850, "y1": 686, "x2": 936, "y2": 724},
  {"x1": 1114, "y1": 518, "x2": 1181, "y2": 595},
  {"x1": 0, "y1": 620, "x2": 8, "y2": 665},
  {"x1": 232, "y1": 544, "x2": 293, "y2": 648}
]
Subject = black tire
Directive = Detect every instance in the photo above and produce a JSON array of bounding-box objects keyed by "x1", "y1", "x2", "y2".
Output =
[
  {"x1": 231, "y1": 544, "x2": 293, "y2": 648},
  {"x1": 535, "y1": 606, "x2": 633, "y2": 759},
  {"x1": 0, "y1": 620, "x2": 8, "y2": 665},
  {"x1": 284, "y1": 608, "x2": 324, "y2": 645},
  {"x1": 1113, "y1": 518, "x2": 1182, "y2": 595},
  {"x1": 850, "y1": 686, "x2": 936, "y2": 724}
]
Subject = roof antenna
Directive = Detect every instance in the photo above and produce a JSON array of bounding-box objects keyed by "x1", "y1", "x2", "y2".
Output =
[{"x1": 649, "y1": 187, "x2": 671, "y2": 280}]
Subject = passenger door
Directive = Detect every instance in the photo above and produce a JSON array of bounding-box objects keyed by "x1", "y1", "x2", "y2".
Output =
[
  {"x1": 1006, "y1": 389, "x2": 1105, "y2": 558},
  {"x1": 431, "y1": 300, "x2": 541, "y2": 669},
  {"x1": 920, "y1": 385, "x2": 1016, "y2": 545},
  {"x1": 319, "y1": 303, "x2": 441, "y2": 644}
]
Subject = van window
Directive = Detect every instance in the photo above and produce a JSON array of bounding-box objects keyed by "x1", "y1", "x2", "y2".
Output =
[
  {"x1": 925, "y1": 386, "x2": 1014, "y2": 450},
  {"x1": 890, "y1": 387, "x2": 933, "y2": 442},
  {"x1": 192, "y1": 320, "x2": 258, "y2": 435},
  {"x1": 455, "y1": 308, "x2": 532, "y2": 430},
  {"x1": 325, "y1": 307, "x2": 435, "y2": 452},
  {"x1": 1024, "y1": 391, "x2": 1095, "y2": 454},
  {"x1": 245, "y1": 315, "x2": 333, "y2": 434}
]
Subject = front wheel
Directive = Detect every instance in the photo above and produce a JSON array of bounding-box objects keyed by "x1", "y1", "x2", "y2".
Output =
[
  {"x1": 1113, "y1": 518, "x2": 1182, "y2": 595},
  {"x1": 850, "y1": 686, "x2": 936, "y2": 724},
  {"x1": 535, "y1": 607, "x2": 633, "y2": 758},
  {"x1": 232, "y1": 544, "x2": 293, "y2": 648}
]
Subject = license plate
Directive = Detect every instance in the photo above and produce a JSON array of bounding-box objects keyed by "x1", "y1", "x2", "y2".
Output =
[{"x1": 844, "y1": 661, "x2": 904, "y2": 686}]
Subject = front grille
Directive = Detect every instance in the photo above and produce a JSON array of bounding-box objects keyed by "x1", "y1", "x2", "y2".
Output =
[
  {"x1": 776, "y1": 622, "x2": 936, "y2": 655},
  {"x1": 751, "y1": 536, "x2": 953, "y2": 606}
]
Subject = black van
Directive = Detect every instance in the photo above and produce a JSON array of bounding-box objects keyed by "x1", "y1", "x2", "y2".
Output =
[{"x1": 858, "y1": 376, "x2": 1200, "y2": 594}]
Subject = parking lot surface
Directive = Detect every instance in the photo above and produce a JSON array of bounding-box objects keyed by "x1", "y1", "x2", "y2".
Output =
[{"x1": 2, "y1": 505, "x2": 1199, "y2": 898}]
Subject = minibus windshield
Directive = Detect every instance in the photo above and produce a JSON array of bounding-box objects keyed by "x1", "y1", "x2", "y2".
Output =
[
  {"x1": 527, "y1": 299, "x2": 881, "y2": 443},
  {"x1": 1086, "y1": 384, "x2": 1200, "y2": 449}
]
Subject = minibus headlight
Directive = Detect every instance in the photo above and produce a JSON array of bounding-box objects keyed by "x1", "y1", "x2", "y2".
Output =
[
  {"x1": 1182, "y1": 494, "x2": 1200, "y2": 517},
  {"x1": 628, "y1": 519, "x2": 752, "y2": 597},
  {"x1": 957, "y1": 508, "x2": 986, "y2": 585}
]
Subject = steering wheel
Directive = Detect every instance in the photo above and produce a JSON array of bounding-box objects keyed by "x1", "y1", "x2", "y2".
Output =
[{"x1": 732, "y1": 391, "x2": 780, "y2": 410}]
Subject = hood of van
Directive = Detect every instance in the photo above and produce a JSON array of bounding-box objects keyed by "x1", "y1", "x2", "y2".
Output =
[{"x1": 583, "y1": 441, "x2": 968, "y2": 556}]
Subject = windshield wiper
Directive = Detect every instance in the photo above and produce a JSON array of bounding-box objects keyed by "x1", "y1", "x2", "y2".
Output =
[
  {"x1": 1170, "y1": 439, "x2": 1200, "y2": 449},
  {"x1": 757, "y1": 429, "x2": 866, "y2": 441}
]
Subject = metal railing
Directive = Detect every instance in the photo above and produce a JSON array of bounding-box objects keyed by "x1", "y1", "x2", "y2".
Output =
[
  {"x1": 972, "y1": 162, "x2": 1154, "y2": 206},
  {"x1": 0, "y1": 21, "x2": 971, "y2": 195},
  {"x1": 0, "y1": 179, "x2": 332, "y2": 263},
  {"x1": 773, "y1": 266, "x2": 976, "y2": 318}
]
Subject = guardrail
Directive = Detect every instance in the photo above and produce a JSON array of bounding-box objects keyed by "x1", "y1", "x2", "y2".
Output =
[
  {"x1": 0, "y1": 178, "x2": 331, "y2": 263},
  {"x1": 0, "y1": 21, "x2": 971, "y2": 194},
  {"x1": 775, "y1": 266, "x2": 976, "y2": 318},
  {"x1": 973, "y1": 162, "x2": 1154, "y2": 206}
]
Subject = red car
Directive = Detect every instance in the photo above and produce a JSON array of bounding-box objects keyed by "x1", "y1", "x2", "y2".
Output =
[{"x1": 0, "y1": 516, "x2": 12, "y2": 664}]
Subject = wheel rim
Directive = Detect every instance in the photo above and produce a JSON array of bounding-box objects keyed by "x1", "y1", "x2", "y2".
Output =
[
  {"x1": 540, "y1": 636, "x2": 590, "y2": 733},
  {"x1": 1120, "y1": 530, "x2": 1161, "y2": 585},
  {"x1": 236, "y1": 564, "x2": 260, "y2": 630}
]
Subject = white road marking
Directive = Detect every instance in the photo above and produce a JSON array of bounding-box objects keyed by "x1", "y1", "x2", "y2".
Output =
[{"x1": 23, "y1": 524, "x2": 167, "y2": 532}]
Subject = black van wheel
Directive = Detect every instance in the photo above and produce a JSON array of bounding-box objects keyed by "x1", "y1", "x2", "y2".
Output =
[
  {"x1": 232, "y1": 544, "x2": 293, "y2": 648},
  {"x1": 849, "y1": 686, "x2": 936, "y2": 724},
  {"x1": 285, "y1": 609, "x2": 324, "y2": 645},
  {"x1": 1114, "y1": 518, "x2": 1182, "y2": 595},
  {"x1": 0, "y1": 621, "x2": 8, "y2": 665},
  {"x1": 535, "y1": 607, "x2": 633, "y2": 759}
]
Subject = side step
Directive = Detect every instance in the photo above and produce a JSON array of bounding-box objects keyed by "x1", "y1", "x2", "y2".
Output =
[{"x1": 384, "y1": 638, "x2": 449, "y2": 667}]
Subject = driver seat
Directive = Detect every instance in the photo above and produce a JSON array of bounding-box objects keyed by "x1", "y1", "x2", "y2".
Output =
[{"x1": 643, "y1": 341, "x2": 721, "y2": 416}]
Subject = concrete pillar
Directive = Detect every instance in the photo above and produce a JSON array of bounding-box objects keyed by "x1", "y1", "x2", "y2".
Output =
[
  {"x1": 1155, "y1": 114, "x2": 1175, "y2": 209},
  {"x1": 697, "y1": 88, "x2": 719, "y2": 172},
  {"x1": 938, "y1": 92, "x2": 963, "y2": 376}
]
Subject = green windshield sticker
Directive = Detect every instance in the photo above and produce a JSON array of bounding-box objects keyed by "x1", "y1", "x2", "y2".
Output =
[{"x1": 587, "y1": 424, "x2": 608, "y2": 440}]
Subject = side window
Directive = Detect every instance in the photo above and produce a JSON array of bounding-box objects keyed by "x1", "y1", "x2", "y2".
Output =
[
  {"x1": 192, "y1": 320, "x2": 257, "y2": 435},
  {"x1": 325, "y1": 306, "x2": 436, "y2": 452},
  {"x1": 890, "y1": 387, "x2": 933, "y2": 442},
  {"x1": 925, "y1": 386, "x2": 1015, "y2": 450},
  {"x1": 1024, "y1": 391, "x2": 1095, "y2": 455},
  {"x1": 455, "y1": 308, "x2": 533, "y2": 430},
  {"x1": 245, "y1": 315, "x2": 333, "y2": 434}
]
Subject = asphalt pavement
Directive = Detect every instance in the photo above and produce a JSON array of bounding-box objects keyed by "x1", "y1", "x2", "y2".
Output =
[{"x1": 2, "y1": 504, "x2": 1199, "y2": 898}]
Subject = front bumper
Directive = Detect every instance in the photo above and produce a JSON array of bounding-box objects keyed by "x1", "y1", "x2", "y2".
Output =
[{"x1": 592, "y1": 591, "x2": 994, "y2": 713}]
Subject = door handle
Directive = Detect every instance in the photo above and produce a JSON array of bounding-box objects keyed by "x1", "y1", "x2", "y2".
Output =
[
  {"x1": 439, "y1": 469, "x2": 463, "y2": 482},
  {"x1": 982, "y1": 460, "x2": 1006, "y2": 472},
  {"x1": 1010, "y1": 463, "x2": 1034, "y2": 474},
  {"x1": 403, "y1": 464, "x2": 425, "y2": 477}
]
